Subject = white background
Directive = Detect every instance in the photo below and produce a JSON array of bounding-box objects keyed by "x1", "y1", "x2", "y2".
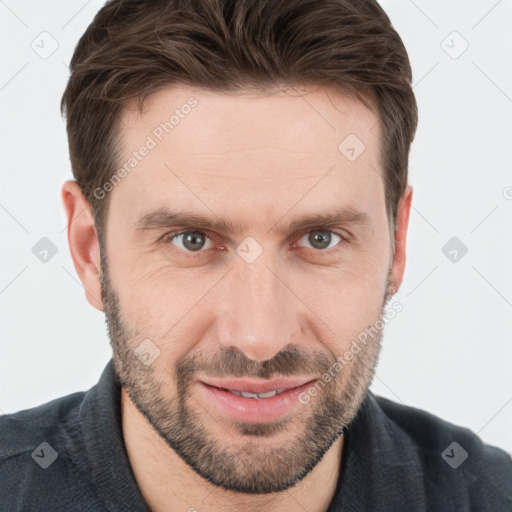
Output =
[{"x1": 1, "y1": 1, "x2": 511, "y2": 455}]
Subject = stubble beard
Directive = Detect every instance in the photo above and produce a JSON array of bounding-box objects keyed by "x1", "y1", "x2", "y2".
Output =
[{"x1": 100, "y1": 254, "x2": 391, "y2": 494}]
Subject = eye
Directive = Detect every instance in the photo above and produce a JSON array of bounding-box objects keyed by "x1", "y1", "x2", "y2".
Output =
[
  {"x1": 295, "y1": 230, "x2": 344, "y2": 252},
  {"x1": 162, "y1": 228, "x2": 347, "y2": 259},
  {"x1": 166, "y1": 230, "x2": 215, "y2": 253}
]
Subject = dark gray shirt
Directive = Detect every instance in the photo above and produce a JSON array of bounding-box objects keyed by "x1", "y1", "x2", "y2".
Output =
[{"x1": 1, "y1": 359, "x2": 511, "y2": 511}]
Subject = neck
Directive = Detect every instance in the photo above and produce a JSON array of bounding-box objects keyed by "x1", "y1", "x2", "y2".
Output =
[{"x1": 121, "y1": 387, "x2": 344, "y2": 512}]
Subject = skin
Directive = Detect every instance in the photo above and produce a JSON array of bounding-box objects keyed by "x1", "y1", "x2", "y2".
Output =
[{"x1": 62, "y1": 84, "x2": 412, "y2": 512}]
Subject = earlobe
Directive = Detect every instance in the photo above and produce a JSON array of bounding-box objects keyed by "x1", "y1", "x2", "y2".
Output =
[
  {"x1": 61, "y1": 180, "x2": 104, "y2": 311},
  {"x1": 387, "y1": 185, "x2": 413, "y2": 296}
]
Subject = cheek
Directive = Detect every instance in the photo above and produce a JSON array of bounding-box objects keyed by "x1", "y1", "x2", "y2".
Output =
[
  {"x1": 114, "y1": 266, "x2": 210, "y2": 351},
  {"x1": 109, "y1": 224, "x2": 390, "y2": 356},
  {"x1": 299, "y1": 258, "x2": 387, "y2": 351}
]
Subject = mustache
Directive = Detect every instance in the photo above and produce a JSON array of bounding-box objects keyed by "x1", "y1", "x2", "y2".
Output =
[{"x1": 174, "y1": 344, "x2": 336, "y2": 385}]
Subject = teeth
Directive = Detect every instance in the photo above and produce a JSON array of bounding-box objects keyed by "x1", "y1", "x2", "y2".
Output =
[
  {"x1": 226, "y1": 388, "x2": 289, "y2": 399},
  {"x1": 254, "y1": 390, "x2": 277, "y2": 398},
  {"x1": 240, "y1": 391, "x2": 263, "y2": 399}
]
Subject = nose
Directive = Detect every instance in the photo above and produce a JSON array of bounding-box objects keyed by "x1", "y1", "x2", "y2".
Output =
[{"x1": 213, "y1": 254, "x2": 302, "y2": 364}]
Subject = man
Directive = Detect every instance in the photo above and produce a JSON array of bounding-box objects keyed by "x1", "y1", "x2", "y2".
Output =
[{"x1": 1, "y1": 0, "x2": 511, "y2": 510}]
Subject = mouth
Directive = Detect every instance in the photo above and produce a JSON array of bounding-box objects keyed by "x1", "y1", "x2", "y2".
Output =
[
  {"x1": 197, "y1": 377, "x2": 318, "y2": 423},
  {"x1": 217, "y1": 388, "x2": 289, "y2": 399},
  {"x1": 198, "y1": 376, "x2": 316, "y2": 395}
]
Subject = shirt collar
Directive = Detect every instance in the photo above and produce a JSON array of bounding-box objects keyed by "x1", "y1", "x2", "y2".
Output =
[{"x1": 70, "y1": 358, "x2": 151, "y2": 510}]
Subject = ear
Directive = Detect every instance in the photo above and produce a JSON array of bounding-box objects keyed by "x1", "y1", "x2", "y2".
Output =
[
  {"x1": 387, "y1": 185, "x2": 413, "y2": 296},
  {"x1": 61, "y1": 180, "x2": 104, "y2": 311}
]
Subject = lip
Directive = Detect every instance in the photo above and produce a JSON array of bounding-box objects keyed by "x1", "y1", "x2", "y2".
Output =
[
  {"x1": 198, "y1": 377, "x2": 315, "y2": 394},
  {"x1": 197, "y1": 379, "x2": 318, "y2": 424}
]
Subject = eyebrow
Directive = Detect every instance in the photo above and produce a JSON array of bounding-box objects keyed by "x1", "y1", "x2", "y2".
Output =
[{"x1": 134, "y1": 206, "x2": 371, "y2": 236}]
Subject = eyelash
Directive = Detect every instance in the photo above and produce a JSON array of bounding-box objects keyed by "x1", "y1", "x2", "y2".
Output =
[{"x1": 161, "y1": 229, "x2": 349, "y2": 260}]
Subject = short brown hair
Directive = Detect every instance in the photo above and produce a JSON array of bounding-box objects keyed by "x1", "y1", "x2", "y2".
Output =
[{"x1": 61, "y1": 0, "x2": 417, "y2": 244}]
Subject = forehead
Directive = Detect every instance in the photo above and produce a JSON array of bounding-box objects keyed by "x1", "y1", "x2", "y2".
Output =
[
  {"x1": 110, "y1": 85, "x2": 384, "y2": 230},
  {"x1": 120, "y1": 84, "x2": 379, "y2": 157}
]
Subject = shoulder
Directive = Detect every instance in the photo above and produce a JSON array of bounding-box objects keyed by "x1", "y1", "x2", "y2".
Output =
[
  {"x1": 0, "y1": 390, "x2": 86, "y2": 458},
  {"x1": 0, "y1": 391, "x2": 97, "y2": 511},
  {"x1": 371, "y1": 393, "x2": 512, "y2": 507},
  {"x1": 373, "y1": 393, "x2": 512, "y2": 467}
]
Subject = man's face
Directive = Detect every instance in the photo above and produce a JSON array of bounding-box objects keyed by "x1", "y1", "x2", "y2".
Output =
[{"x1": 99, "y1": 85, "x2": 397, "y2": 494}]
